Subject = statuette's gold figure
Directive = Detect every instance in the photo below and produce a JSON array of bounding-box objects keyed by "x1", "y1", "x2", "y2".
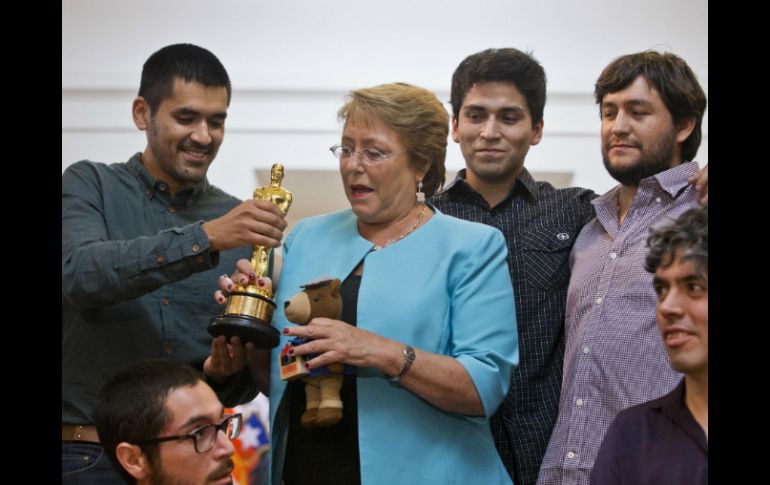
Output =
[
  {"x1": 251, "y1": 164, "x2": 292, "y2": 279},
  {"x1": 254, "y1": 163, "x2": 292, "y2": 214},
  {"x1": 209, "y1": 163, "x2": 292, "y2": 348}
]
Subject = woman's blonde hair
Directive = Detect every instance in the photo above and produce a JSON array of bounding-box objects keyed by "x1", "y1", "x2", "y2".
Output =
[{"x1": 337, "y1": 82, "x2": 448, "y2": 197}]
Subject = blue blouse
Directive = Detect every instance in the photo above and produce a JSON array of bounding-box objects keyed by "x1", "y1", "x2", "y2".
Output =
[{"x1": 268, "y1": 208, "x2": 518, "y2": 485}]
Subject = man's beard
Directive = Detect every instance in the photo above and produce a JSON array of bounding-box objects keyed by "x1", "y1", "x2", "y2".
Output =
[
  {"x1": 147, "y1": 456, "x2": 234, "y2": 485},
  {"x1": 602, "y1": 129, "x2": 677, "y2": 186}
]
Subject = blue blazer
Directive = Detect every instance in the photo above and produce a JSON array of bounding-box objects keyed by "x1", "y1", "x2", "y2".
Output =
[{"x1": 269, "y1": 208, "x2": 517, "y2": 485}]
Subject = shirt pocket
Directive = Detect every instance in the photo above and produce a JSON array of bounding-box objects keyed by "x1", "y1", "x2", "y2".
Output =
[{"x1": 520, "y1": 227, "x2": 575, "y2": 291}]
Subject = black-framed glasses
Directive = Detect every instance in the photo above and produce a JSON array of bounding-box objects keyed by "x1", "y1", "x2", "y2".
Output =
[
  {"x1": 329, "y1": 144, "x2": 398, "y2": 165},
  {"x1": 134, "y1": 413, "x2": 242, "y2": 454}
]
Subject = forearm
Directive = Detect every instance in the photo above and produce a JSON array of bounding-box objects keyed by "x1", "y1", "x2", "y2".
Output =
[
  {"x1": 392, "y1": 348, "x2": 484, "y2": 415},
  {"x1": 62, "y1": 222, "x2": 215, "y2": 308},
  {"x1": 247, "y1": 350, "x2": 272, "y2": 396},
  {"x1": 370, "y1": 338, "x2": 484, "y2": 416},
  {"x1": 206, "y1": 367, "x2": 259, "y2": 407}
]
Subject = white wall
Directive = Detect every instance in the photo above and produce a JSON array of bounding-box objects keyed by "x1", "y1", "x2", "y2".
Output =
[{"x1": 63, "y1": 0, "x2": 708, "y2": 222}]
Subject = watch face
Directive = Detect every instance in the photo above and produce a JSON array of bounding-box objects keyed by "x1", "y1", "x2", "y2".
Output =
[
  {"x1": 390, "y1": 345, "x2": 416, "y2": 383},
  {"x1": 405, "y1": 345, "x2": 416, "y2": 362}
]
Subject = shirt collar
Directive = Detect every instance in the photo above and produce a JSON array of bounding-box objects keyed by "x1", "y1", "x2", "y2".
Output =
[
  {"x1": 646, "y1": 160, "x2": 700, "y2": 199},
  {"x1": 126, "y1": 152, "x2": 210, "y2": 203},
  {"x1": 591, "y1": 160, "x2": 700, "y2": 213},
  {"x1": 651, "y1": 378, "x2": 687, "y2": 416},
  {"x1": 440, "y1": 167, "x2": 537, "y2": 206},
  {"x1": 650, "y1": 379, "x2": 709, "y2": 454}
]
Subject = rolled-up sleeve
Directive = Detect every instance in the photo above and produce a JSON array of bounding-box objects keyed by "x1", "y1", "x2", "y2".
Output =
[{"x1": 451, "y1": 228, "x2": 519, "y2": 417}]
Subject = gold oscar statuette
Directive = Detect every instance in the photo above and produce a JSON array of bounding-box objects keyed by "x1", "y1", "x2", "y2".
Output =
[{"x1": 208, "y1": 163, "x2": 292, "y2": 348}]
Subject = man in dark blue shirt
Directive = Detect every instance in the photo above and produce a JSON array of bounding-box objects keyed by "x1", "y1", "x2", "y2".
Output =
[
  {"x1": 591, "y1": 206, "x2": 708, "y2": 485},
  {"x1": 62, "y1": 43, "x2": 287, "y2": 484}
]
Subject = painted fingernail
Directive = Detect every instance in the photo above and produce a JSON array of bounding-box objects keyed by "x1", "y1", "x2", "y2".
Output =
[
  {"x1": 288, "y1": 348, "x2": 295, "y2": 355},
  {"x1": 227, "y1": 283, "x2": 233, "y2": 290},
  {"x1": 304, "y1": 363, "x2": 310, "y2": 368},
  {"x1": 282, "y1": 328, "x2": 289, "y2": 335},
  {"x1": 217, "y1": 296, "x2": 226, "y2": 304},
  {"x1": 249, "y1": 273, "x2": 256, "y2": 281},
  {"x1": 257, "y1": 278, "x2": 265, "y2": 287}
]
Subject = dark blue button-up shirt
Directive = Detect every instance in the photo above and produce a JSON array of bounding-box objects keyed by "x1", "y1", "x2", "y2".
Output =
[{"x1": 62, "y1": 153, "x2": 256, "y2": 423}]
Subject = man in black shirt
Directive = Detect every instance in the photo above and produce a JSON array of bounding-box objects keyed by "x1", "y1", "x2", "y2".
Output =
[{"x1": 431, "y1": 47, "x2": 595, "y2": 485}]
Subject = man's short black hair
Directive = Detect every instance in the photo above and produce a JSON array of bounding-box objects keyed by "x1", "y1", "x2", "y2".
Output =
[
  {"x1": 93, "y1": 359, "x2": 203, "y2": 483},
  {"x1": 139, "y1": 43, "x2": 231, "y2": 115},
  {"x1": 450, "y1": 47, "x2": 546, "y2": 126}
]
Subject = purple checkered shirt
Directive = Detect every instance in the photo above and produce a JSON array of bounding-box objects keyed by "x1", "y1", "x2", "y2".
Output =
[{"x1": 537, "y1": 161, "x2": 702, "y2": 485}]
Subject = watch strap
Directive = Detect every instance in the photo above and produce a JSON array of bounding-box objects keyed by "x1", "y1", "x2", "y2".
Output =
[{"x1": 389, "y1": 344, "x2": 415, "y2": 382}]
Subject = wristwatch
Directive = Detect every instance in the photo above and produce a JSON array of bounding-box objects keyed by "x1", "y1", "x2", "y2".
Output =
[{"x1": 389, "y1": 344, "x2": 416, "y2": 383}]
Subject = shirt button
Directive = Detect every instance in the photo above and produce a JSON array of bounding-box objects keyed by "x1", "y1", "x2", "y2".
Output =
[
  {"x1": 159, "y1": 184, "x2": 168, "y2": 192},
  {"x1": 156, "y1": 255, "x2": 166, "y2": 264},
  {"x1": 655, "y1": 197, "x2": 662, "y2": 203},
  {"x1": 576, "y1": 398, "x2": 584, "y2": 406},
  {"x1": 595, "y1": 297, "x2": 603, "y2": 304},
  {"x1": 168, "y1": 206, "x2": 176, "y2": 213},
  {"x1": 192, "y1": 244, "x2": 201, "y2": 253},
  {"x1": 582, "y1": 345, "x2": 590, "y2": 354},
  {"x1": 567, "y1": 451, "x2": 576, "y2": 459},
  {"x1": 144, "y1": 189, "x2": 152, "y2": 196},
  {"x1": 609, "y1": 252, "x2": 617, "y2": 259},
  {"x1": 162, "y1": 297, "x2": 169, "y2": 306}
]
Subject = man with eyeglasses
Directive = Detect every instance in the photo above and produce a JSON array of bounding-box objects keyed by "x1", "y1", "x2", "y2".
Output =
[{"x1": 94, "y1": 359, "x2": 242, "y2": 485}]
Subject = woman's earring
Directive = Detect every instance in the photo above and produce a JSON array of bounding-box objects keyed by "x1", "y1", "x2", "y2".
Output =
[{"x1": 416, "y1": 180, "x2": 425, "y2": 203}]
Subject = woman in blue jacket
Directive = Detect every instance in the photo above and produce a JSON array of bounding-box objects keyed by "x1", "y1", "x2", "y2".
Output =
[{"x1": 215, "y1": 83, "x2": 518, "y2": 485}]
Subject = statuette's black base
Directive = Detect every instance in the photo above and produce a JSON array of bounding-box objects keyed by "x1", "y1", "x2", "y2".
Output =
[{"x1": 208, "y1": 314, "x2": 280, "y2": 348}]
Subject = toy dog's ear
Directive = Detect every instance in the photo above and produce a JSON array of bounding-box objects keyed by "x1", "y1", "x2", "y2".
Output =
[{"x1": 330, "y1": 278, "x2": 341, "y2": 296}]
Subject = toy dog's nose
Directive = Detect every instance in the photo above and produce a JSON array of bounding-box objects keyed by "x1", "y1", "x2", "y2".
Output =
[{"x1": 284, "y1": 301, "x2": 290, "y2": 309}]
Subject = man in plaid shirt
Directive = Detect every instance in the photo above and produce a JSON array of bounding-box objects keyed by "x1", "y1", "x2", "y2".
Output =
[{"x1": 537, "y1": 51, "x2": 708, "y2": 485}]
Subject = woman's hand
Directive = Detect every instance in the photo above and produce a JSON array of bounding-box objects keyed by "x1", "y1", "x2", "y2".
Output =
[
  {"x1": 283, "y1": 318, "x2": 399, "y2": 372},
  {"x1": 209, "y1": 257, "x2": 278, "y2": 390},
  {"x1": 214, "y1": 259, "x2": 263, "y2": 304},
  {"x1": 285, "y1": 318, "x2": 484, "y2": 415}
]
